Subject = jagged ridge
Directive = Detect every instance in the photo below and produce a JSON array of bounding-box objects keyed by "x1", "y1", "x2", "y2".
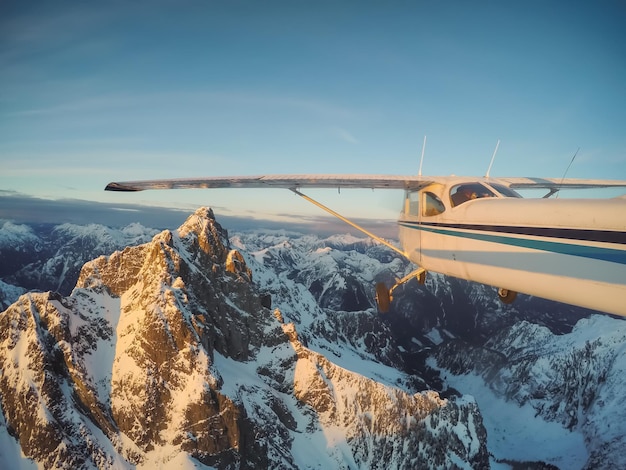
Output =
[{"x1": 0, "y1": 207, "x2": 488, "y2": 469}]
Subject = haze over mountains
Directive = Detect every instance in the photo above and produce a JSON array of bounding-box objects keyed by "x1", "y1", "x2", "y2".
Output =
[{"x1": 1, "y1": 209, "x2": 624, "y2": 469}]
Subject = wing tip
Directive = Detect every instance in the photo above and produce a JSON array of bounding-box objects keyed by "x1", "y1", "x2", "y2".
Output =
[{"x1": 105, "y1": 182, "x2": 142, "y2": 192}]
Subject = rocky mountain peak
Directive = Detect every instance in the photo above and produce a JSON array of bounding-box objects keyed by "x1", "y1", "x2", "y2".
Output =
[
  {"x1": 0, "y1": 208, "x2": 273, "y2": 467},
  {"x1": 0, "y1": 207, "x2": 492, "y2": 468},
  {"x1": 177, "y1": 207, "x2": 231, "y2": 265}
]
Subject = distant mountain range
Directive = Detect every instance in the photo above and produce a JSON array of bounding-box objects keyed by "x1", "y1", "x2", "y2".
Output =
[{"x1": 1, "y1": 210, "x2": 624, "y2": 469}]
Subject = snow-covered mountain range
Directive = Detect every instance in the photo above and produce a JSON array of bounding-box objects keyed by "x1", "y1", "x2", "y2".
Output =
[
  {"x1": 0, "y1": 210, "x2": 624, "y2": 469},
  {"x1": 0, "y1": 220, "x2": 158, "y2": 306}
]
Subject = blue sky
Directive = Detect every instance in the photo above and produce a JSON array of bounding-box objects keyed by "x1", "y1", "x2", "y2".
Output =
[{"x1": 1, "y1": 0, "x2": 625, "y2": 227}]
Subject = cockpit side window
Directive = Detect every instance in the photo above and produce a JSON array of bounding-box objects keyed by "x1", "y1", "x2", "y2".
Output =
[
  {"x1": 423, "y1": 192, "x2": 445, "y2": 216},
  {"x1": 405, "y1": 191, "x2": 420, "y2": 216},
  {"x1": 450, "y1": 183, "x2": 496, "y2": 207}
]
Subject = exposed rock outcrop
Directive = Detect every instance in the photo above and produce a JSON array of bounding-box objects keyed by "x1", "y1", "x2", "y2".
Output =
[{"x1": 0, "y1": 208, "x2": 489, "y2": 468}]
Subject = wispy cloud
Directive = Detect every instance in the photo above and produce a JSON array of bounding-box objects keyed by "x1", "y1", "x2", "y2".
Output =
[
  {"x1": 3, "y1": 89, "x2": 362, "y2": 123},
  {"x1": 161, "y1": 90, "x2": 362, "y2": 121},
  {"x1": 332, "y1": 127, "x2": 359, "y2": 144},
  {"x1": 3, "y1": 94, "x2": 137, "y2": 118}
]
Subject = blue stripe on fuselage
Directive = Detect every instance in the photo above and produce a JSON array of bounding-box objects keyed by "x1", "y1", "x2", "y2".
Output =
[{"x1": 398, "y1": 221, "x2": 626, "y2": 265}]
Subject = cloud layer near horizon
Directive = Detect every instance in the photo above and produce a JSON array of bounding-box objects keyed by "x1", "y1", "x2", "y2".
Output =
[{"x1": 0, "y1": 191, "x2": 398, "y2": 239}]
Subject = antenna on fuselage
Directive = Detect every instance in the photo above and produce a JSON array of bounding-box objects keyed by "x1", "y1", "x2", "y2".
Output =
[
  {"x1": 485, "y1": 139, "x2": 500, "y2": 178},
  {"x1": 418, "y1": 135, "x2": 427, "y2": 177}
]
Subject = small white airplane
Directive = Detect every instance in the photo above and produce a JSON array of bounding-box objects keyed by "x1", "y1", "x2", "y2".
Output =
[{"x1": 106, "y1": 174, "x2": 626, "y2": 317}]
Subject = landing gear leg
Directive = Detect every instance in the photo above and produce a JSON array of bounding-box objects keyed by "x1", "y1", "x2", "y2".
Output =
[{"x1": 375, "y1": 268, "x2": 427, "y2": 313}]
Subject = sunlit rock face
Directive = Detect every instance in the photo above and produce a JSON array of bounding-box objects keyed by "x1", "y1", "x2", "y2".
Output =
[
  {"x1": 286, "y1": 322, "x2": 488, "y2": 468},
  {"x1": 0, "y1": 207, "x2": 488, "y2": 469},
  {"x1": 0, "y1": 220, "x2": 159, "y2": 297}
]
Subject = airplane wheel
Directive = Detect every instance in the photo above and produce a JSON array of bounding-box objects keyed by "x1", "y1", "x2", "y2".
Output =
[
  {"x1": 497, "y1": 288, "x2": 517, "y2": 304},
  {"x1": 375, "y1": 282, "x2": 391, "y2": 313}
]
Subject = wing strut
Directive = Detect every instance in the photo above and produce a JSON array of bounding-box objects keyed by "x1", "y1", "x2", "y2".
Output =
[{"x1": 290, "y1": 189, "x2": 407, "y2": 259}]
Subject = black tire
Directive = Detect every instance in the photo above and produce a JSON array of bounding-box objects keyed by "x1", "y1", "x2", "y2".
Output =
[
  {"x1": 376, "y1": 282, "x2": 391, "y2": 313},
  {"x1": 497, "y1": 288, "x2": 517, "y2": 304}
]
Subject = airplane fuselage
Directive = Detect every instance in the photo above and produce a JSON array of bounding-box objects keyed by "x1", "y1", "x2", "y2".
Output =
[{"x1": 398, "y1": 180, "x2": 626, "y2": 316}]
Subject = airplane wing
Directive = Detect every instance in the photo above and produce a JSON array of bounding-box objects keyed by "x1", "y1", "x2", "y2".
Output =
[
  {"x1": 105, "y1": 175, "x2": 435, "y2": 192},
  {"x1": 105, "y1": 174, "x2": 626, "y2": 193},
  {"x1": 497, "y1": 177, "x2": 626, "y2": 190}
]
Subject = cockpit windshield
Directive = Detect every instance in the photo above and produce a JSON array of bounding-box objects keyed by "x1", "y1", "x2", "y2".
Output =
[
  {"x1": 487, "y1": 182, "x2": 522, "y2": 198},
  {"x1": 450, "y1": 183, "x2": 496, "y2": 207}
]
